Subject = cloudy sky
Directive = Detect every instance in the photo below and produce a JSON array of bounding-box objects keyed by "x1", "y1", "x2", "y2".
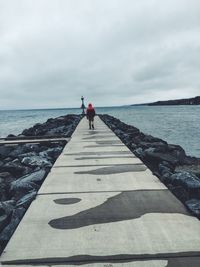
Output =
[{"x1": 0, "y1": 0, "x2": 200, "y2": 109}]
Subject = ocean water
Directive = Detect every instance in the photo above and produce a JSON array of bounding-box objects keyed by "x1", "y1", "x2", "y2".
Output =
[{"x1": 0, "y1": 106, "x2": 199, "y2": 158}]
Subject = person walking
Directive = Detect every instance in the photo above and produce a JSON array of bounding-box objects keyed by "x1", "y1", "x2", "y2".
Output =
[{"x1": 86, "y1": 103, "x2": 96, "y2": 129}]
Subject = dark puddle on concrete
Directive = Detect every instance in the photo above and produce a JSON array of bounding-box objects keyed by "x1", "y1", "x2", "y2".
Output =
[
  {"x1": 54, "y1": 198, "x2": 81, "y2": 205},
  {"x1": 75, "y1": 156, "x2": 136, "y2": 160},
  {"x1": 49, "y1": 190, "x2": 189, "y2": 230},
  {"x1": 75, "y1": 164, "x2": 146, "y2": 175},
  {"x1": 9, "y1": 253, "x2": 200, "y2": 266},
  {"x1": 83, "y1": 131, "x2": 110, "y2": 135},
  {"x1": 84, "y1": 145, "x2": 125, "y2": 148},
  {"x1": 83, "y1": 135, "x2": 114, "y2": 140},
  {"x1": 95, "y1": 141, "x2": 122, "y2": 145},
  {"x1": 64, "y1": 151, "x2": 132, "y2": 156}
]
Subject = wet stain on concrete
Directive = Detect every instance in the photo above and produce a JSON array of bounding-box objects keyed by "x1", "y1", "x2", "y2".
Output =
[
  {"x1": 54, "y1": 198, "x2": 81, "y2": 205},
  {"x1": 49, "y1": 190, "x2": 189, "y2": 230},
  {"x1": 84, "y1": 131, "x2": 110, "y2": 135},
  {"x1": 64, "y1": 151, "x2": 132, "y2": 156},
  {"x1": 166, "y1": 257, "x2": 200, "y2": 267},
  {"x1": 75, "y1": 156, "x2": 136, "y2": 160},
  {"x1": 83, "y1": 135, "x2": 114, "y2": 140},
  {"x1": 75, "y1": 164, "x2": 147, "y2": 175},
  {"x1": 9, "y1": 252, "x2": 200, "y2": 265},
  {"x1": 95, "y1": 141, "x2": 122, "y2": 145},
  {"x1": 84, "y1": 145, "x2": 124, "y2": 148}
]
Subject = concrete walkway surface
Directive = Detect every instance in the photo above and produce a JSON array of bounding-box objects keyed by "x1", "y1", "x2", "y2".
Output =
[{"x1": 0, "y1": 116, "x2": 200, "y2": 266}]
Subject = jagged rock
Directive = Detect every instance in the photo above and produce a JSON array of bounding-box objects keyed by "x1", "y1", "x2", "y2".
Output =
[
  {"x1": 160, "y1": 172, "x2": 173, "y2": 184},
  {"x1": 17, "y1": 169, "x2": 46, "y2": 184},
  {"x1": 7, "y1": 134, "x2": 16, "y2": 138},
  {"x1": 185, "y1": 199, "x2": 200, "y2": 218},
  {"x1": 159, "y1": 163, "x2": 172, "y2": 176},
  {"x1": 1, "y1": 161, "x2": 27, "y2": 177},
  {"x1": 0, "y1": 207, "x2": 26, "y2": 246},
  {"x1": 8, "y1": 145, "x2": 30, "y2": 158},
  {"x1": 39, "y1": 147, "x2": 63, "y2": 160},
  {"x1": 46, "y1": 126, "x2": 66, "y2": 135},
  {"x1": 0, "y1": 200, "x2": 15, "y2": 233},
  {"x1": 0, "y1": 200, "x2": 15, "y2": 216},
  {"x1": 10, "y1": 178, "x2": 39, "y2": 201},
  {"x1": 0, "y1": 146, "x2": 14, "y2": 159},
  {"x1": 23, "y1": 144, "x2": 44, "y2": 153},
  {"x1": 0, "y1": 187, "x2": 7, "y2": 202},
  {"x1": 3, "y1": 157, "x2": 13, "y2": 163},
  {"x1": 169, "y1": 185, "x2": 189, "y2": 203},
  {"x1": 21, "y1": 114, "x2": 81, "y2": 137},
  {"x1": 144, "y1": 151, "x2": 179, "y2": 167},
  {"x1": 0, "y1": 172, "x2": 13, "y2": 180},
  {"x1": 175, "y1": 164, "x2": 200, "y2": 178},
  {"x1": 21, "y1": 156, "x2": 52, "y2": 168},
  {"x1": 0, "y1": 214, "x2": 10, "y2": 233},
  {"x1": 17, "y1": 152, "x2": 37, "y2": 161},
  {"x1": 9, "y1": 170, "x2": 45, "y2": 201},
  {"x1": 161, "y1": 161, "x2": 175, "y2": 171},
  {"x1": 16, "y1": 191, "x2": 37, "y2": 209},
  {"x1": 171, "y1": 172, "x2": 200, "y2": 198},
  {"x1": 167, "y1": 144, "x2": 186, "y2": 164},
  {"x1": 133, "y1": 147, "x2": 144, "y2": 158}
]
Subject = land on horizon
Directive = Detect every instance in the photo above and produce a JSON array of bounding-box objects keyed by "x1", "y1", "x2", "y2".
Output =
[{"x1": 131, "y1": 96, "x2": 200, "y2": 106}]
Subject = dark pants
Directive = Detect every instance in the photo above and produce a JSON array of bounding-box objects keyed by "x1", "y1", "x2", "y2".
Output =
[{"x1": 88, "y1": 118, "x2": 94, "y2": 129}]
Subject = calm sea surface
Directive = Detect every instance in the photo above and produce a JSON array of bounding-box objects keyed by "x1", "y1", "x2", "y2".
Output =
[{"x1": 0, "y1": 106, "x2": 199, "y2": 157}]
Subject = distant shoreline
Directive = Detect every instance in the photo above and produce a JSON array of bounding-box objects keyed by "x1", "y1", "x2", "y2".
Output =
[{"x1": 131, "y1": 96, "x2": 200, "y2": 106}]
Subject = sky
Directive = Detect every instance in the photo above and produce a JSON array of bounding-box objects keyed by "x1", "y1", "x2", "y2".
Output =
[{"x1": 0, "y1": 0, "x2": 200, "y2": 109}]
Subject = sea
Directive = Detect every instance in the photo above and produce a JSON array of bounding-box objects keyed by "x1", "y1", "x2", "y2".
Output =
[{"x1": 0, "y1": 105, "x2": 199, "y2": 158}]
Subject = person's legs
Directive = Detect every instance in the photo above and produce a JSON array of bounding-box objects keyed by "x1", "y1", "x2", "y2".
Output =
[
  {"x1": 91, "y1": 118, "x2": 94, "y2": 129},
  {"x1": 89, "y1": 120, "x2": 92, "y2": 129}
]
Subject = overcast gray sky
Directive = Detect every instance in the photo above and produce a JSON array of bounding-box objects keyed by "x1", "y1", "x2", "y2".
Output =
[{"x1": 0, "y1": 0, "x2": 200, "y2": 109}]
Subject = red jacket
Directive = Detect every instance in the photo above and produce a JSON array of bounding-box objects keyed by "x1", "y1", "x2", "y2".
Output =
[{"x1": 86, "y1": 107, "x2": 96, "y2": 119}]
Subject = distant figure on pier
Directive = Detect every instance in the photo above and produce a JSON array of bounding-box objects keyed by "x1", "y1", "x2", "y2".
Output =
[{"x1": 86, "y1": 103, "x2": 96, "y2": 129}]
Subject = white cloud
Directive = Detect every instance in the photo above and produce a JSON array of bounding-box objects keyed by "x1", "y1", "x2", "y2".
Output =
[{"x1": 0, "y1": 0, "x2": 200, "y2": 109}]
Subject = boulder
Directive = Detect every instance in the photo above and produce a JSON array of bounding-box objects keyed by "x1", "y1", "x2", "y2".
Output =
[
  {"x1": 0, "y1": 200, "x2": 15, "y2": 216},
  {"x1": 185, "y1": 199, "x2": 200, "y2": 219},
  {"x1": 175, "y1": 164, "x2": 200, "y2": 178},
  {"x1": 168, "y1": 144, "x2": 186, "y2": 164},
  {"x1": 1, "y1": 161, "x2": 27, "y2": 177},
  {"x1": 0, "y1": 146, "x2": 14, "y2": 159},
  {"x1": 16, "y1": 169, "x2": 46, "y2": 184},
  {"x1": 159, "y1": 163, "x2": 172, "y2": 176},
  {"x1": 21, "y1": 156, "x2": 52, "y2": 168},
  {"x1": 39, "y1": 147, "x2": 63, "y2": 160},
  {"x1": 22, "y1": 144, "x2": 43, "y2": 153},
  {"x1": 0, "y1": 200, "x2": 15, "y2": 233},
  {"x1": 0, "y1": 172, "x2": 13, "y2": 180},
  {"x1": 16, "y1": 191, "x2": 37, "y2": 209},
  {"x1": 133, "y1": 147, "x2": 145, "y2": 158},
  {"x1": 10, "y1": 179, "x2": 39, "y2": 201},
  {"x1": 144, "y1": 151, "x2": 179, "y2": 167},
  {"x1": 0, "y1": 214, "x2": 10, "y2": 233},
  {"x1": 0, "y1": 207, "x2": 26, "y2": 247},
  {"x1": 17, "y1": 152, "x2": 37, "y2": 161},
  {"x1": 8, "y1": 145, "x2": 30, "y2": 158},
  {"x1": 45, "y1": 126, "x2": 66, "y2": 135},
  {"x1": 170, "y1": 172, "x2": 200, "y2": 198}
]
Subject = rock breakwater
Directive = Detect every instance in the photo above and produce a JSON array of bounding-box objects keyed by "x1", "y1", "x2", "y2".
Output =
[
  {"x1": 100, "y1": 114, "x2": 200, "y2": 219},
  {"x1": 0, "y1": 114, "x2": 81, "y2": 254}
]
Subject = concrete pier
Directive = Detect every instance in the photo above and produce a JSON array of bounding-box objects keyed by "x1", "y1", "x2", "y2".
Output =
[{"x1": 1, "y1": 116, "x2": 200, "y2": 266}]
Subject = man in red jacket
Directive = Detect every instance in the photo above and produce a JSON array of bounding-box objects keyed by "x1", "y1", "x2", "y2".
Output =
[{"x1": 86, "y1": 103, "x2": 96, "y2": 129}]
